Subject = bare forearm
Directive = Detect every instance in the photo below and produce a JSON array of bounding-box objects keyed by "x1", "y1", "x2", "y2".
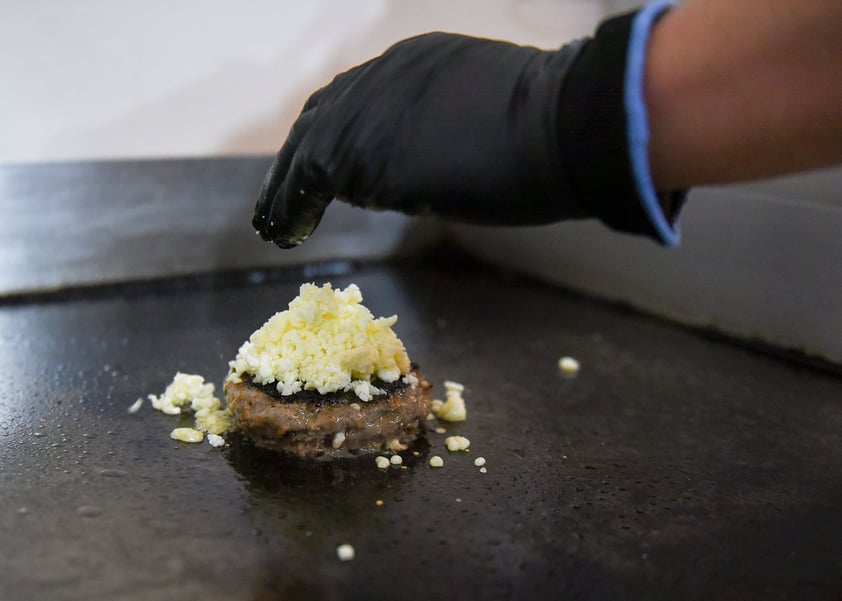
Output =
[{"x1": 645, "y1": 0, "x2": 842, "y2": 190}]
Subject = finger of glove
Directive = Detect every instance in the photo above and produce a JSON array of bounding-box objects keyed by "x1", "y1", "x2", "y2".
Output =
[
  {"x1": 253, "y1": 109, "x2": 317, "y2": 238},
  {"x1": 264, "y1": 152, "x2": 333, "y2": 249}
]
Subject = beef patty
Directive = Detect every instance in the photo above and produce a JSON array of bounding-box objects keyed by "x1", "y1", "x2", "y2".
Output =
[{"x1": 224, "y1": 369, "x2": 432, "y2": 459}]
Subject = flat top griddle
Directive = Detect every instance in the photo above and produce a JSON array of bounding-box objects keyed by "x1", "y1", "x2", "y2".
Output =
[{"x1": 1, "y1": 259, "x2": 840, "y2": 601}]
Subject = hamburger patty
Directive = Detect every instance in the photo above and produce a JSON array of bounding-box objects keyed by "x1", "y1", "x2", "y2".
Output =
[{"x1": 224, "y1": 370, "x2": 432, "y2": 458}]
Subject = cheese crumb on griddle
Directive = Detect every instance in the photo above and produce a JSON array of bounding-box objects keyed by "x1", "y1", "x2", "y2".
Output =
[
  {"x1": 127, "y1": 398, "x2": 143, "y2": 414},
  {"x1": 336, "y1": 544, "x2": 355, "y2": 561},
  {"x1": 445, "y1": 436, "x2": 470, "y2": 452},
  {"x1": 207, "y1": 434, "x2": 226, "y2": 447},
  {"x1": 149, "y1": 372, "x2": 234, "y2": 436},
  {"x1": 429, "y1": 455, "x2": 444, "y2": 468},
  {"x1": 149, "y1": 372, "x2": 214, "y2": 415},
  {"x1": 375, "y1": 456, "x2": 390, "y2": 469},
  {"x1": 226, "y1": 283, "x2": 411, "y2": 402},
  {"x1": 444, "y1": 380, "x2": 464, "y2": 393},
  {"x1": 558, "y1": 356, "x2": 580, "y2": 375},
  {"x1": 432, "y1": 380, "x2": 467, "y2": 422},
  {"x1": 170, "y1": 427, "x2": 204, "y2": 443}
]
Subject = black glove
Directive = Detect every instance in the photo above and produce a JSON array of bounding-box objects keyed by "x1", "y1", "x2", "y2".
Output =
[{"x1": 254, "y1": 0, "x2": 685, "y2": 249}]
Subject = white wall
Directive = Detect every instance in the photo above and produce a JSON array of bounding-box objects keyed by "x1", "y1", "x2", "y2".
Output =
[
  {"x1": 453, "y1": 167, "x2": 842, "y2": 365},
  {"x1": 0, "y1": 0, "x2": 607, "y2": 163}
]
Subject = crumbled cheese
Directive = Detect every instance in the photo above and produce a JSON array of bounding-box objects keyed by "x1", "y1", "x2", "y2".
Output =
[
  {"x1": 401, "y1": 372, "x2": 419, "y2": 387},
  {"x1": 445, "y1": 436, "x2": 470, "y2": 452},
  {"x1": 443, "y1": 380, "x2": 464, "y2": 393},
  {"x1": 353, "y1": 380, "x2": 385, "y2": 402},
  {"x1": 431, "y1": 399, "x2": 444, "y2": 413},
  {"x1": 474, "y1": 456, "x2": 486, "y2": 467},
  {"x1": 429, "y1": 455, "x2": 444, "y2": 468},
  {"x1": 479, "y1": 467, "x2": 487, "y2": 474},
  {"x1": 207, "y1": 433, "x2": 226, "y2": 448},
  {"x1": 195, "y1": 406, "x2": 235, "y2": 435},
  {"x1": 558, "y1": 356, "x2": 580, "y2": 375},
  {"x1": 387, "y1": 438, "x2": 408, "y2": 452},
  {"x1": 375, "y1": 499, "x2": 384, "y2": 506},
  {"x1": 434, "y1": 427, "x2": 446, "y2": 434},
  {"x1": 425, "y1": 413, "x2": 436, "y2": 421},
  {"x1": 149, "y1": 372, "x2": 235, "y2": 436},
  {"x1": 226, "y1": 283, "x2": 411, "y2": 402},
  {"x1": 170, "y1": 427, "x2": 204, "y2": 443},
  {"x1": 375, "y1": 456, "x2": 390, "y2": 469},
  {"x1": 127, "y1": 397, "x2": 143, "y2": 414},
  {"x1": 350, "y1": 403, "x2": 361, "y2": 411},
  {"x1": 332, "y1": 431, "x2": 346, "y2": 449},
  {"x1": 336, "y1": 544, "x2": 355, "y2": 561},
  {"x1": 149, "y1": 372, "x2": 215, "y2": 416},
  {"x1": 390, "y1": 454, "x2": 403, "y2": 466},
  {"x1": 432, "y1": 381, "x2": 467, "y2": 422}
]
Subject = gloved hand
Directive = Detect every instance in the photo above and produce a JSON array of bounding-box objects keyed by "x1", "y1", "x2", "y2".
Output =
[{"x1": 254, "y1": 0, "x2": 685, "y2": 249}]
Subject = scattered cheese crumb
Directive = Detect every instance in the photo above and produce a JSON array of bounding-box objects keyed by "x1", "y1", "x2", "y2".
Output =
[
  {"x1": 434, "y1": 427, "x2": 447, "y2": 434},
  {"x1": 387, "y1": 438, "x2": 408, "y2": 452},
  {"x1": 474, "y1": 456, "x2": 486, "y2": 467},
  {"x1": 149, "y1": 373, "x2": 234, "y2": 435},
  {"x1": 336, "y1": 544, "x2": 355, "y2": 561},
  {"x1": 207, "y1": 433, "x2": 225, "y2": 448},
  {"x1": 390, "y1": 454, "x2": 403, "y2": 466},
  {"x1": 432, "y1": 381, "x2": 467, "y2": 422},
  {"x1": 445, "y1": 436, "x2": 471, "y2": 452},
  {"x1": 402, "y1": 372, "x2": 419, "y2": 387},
  {"x1": 429, "y1": 455, "x2": 444, "y2": 468},
  {"x1": 127, "y1": 398, "x2": 143, "y2": 414},
  {"x1": 444, "y1": 380, "x2": 464, "y2": 392},
  {"x1": 425, "y1": 413, "x2": 436, "y2": 421},
  {"x1": 226, "y1": 283, "x2": 411, "y2": 401},
  {"x1": 170, "y1": 427, "x2": 204, "y2": 443},
  {"x1": 149, "y1": 372, "x2": 213, "y2": 415},
  {"x1": 195, "y1": 405, "x2": 235, "y2": 435},
  {"x1": 375, "y1": 499, "x2": 384, "y2": 506},
  {"x1": 350, "y1": 403, "x2": 361, "y2": 411},
  {"x1": 558, "y1": 356, "x2": 580, "y2": 376},
  {"x1": 332, "y1": 431, "x2": 346, "y2": 449},
  {"x1": 480, "y1": 467, "x2": 487, "y2": 474},
  {"x1": 375, "y1": 456, "x2": 390, "y2": 469}
]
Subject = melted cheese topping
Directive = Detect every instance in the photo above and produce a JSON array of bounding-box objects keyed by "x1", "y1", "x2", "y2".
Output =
[{"x1": 227, "y1": 283, "x2": 411, "y2": 401}]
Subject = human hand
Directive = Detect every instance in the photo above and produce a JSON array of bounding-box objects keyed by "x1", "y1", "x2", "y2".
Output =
[{"x1": 255, "y1": 4, "x2": 685, "y2": 249}]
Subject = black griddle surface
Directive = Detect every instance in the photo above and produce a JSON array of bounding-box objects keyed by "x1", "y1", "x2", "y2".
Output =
[{"x1": 1, "y1": 263, "x2": 841, "y2": 600}]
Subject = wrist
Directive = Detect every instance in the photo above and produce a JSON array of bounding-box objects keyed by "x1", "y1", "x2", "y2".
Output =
[{"x1": 559, "y1": 0, "x2": 684, "y2": 246}]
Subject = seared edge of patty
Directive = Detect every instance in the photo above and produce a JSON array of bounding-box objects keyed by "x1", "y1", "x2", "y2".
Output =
[{"x1": 224, "y1": 370, "x2": 432, "y2": 458}]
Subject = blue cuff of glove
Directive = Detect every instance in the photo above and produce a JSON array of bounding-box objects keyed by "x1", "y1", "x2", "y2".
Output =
[{"x1": 625, "y1": 0, "x2": 682, "y2": 246}]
